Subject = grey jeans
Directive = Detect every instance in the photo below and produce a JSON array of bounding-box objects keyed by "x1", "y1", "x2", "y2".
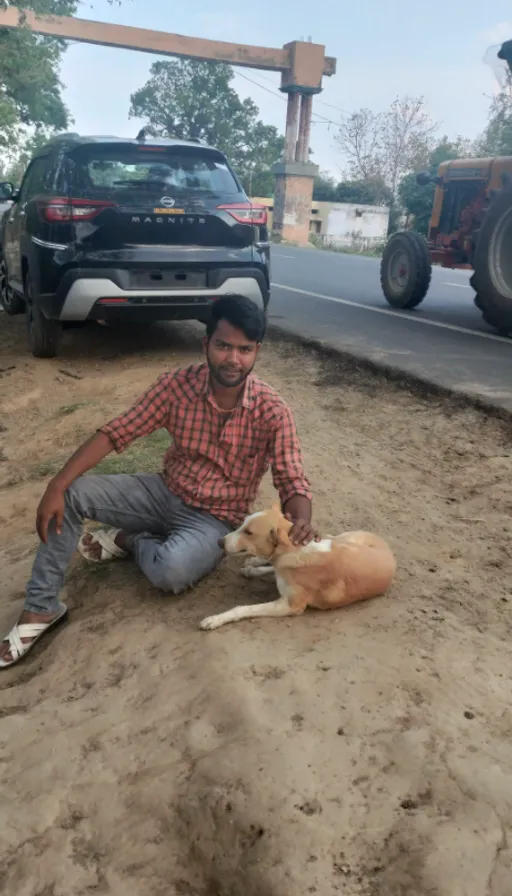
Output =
[{"x1": 24, "y1": 473, "x2": 231, "y2": 616}]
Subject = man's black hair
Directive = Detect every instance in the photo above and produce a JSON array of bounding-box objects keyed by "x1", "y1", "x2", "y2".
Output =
[{"x1": 206, "y1": 295, "x2": 266, "y2": 343}]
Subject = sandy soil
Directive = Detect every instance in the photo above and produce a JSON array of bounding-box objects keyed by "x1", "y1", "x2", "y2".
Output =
[{"x1": 1, "y1": 316, "x2": 512, "y2": 896}]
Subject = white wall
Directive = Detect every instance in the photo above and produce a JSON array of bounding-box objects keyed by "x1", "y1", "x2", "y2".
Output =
[{"x1": 324, "y1": 203, "x2": 389, "y2": 249}]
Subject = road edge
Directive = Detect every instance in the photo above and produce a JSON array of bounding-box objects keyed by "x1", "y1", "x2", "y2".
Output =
[{"x1": 267, "y1": 324, "x2": 512, "y2": 425}]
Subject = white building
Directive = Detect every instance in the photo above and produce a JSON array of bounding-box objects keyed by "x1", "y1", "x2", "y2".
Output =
[{"x1": 321, "y1": 203, "x2": 389, "y2": 250}]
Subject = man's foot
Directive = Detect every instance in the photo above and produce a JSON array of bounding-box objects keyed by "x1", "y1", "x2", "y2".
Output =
[
  {"x1": 79, "y1": 528, "x2": 131, "y2": 562},
  {"x1": 0, "y1": 605, "x2": 68, "y2": 667}
]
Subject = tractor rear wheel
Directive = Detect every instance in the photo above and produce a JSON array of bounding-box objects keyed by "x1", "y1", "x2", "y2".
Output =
[
  {"x1": 380, "y1": 231, "x2": 432, "y2": 309},
  {"x1": 471, "y1": 183, "x2": 512, "y2": 335}
]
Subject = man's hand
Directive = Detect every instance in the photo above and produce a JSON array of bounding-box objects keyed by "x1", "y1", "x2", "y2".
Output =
[
  {"x1": 36, "y1": 483, "x2": 66, "y2": 544},
  {"x1": 32, "y1": 431, "x2": 115, "y2": 545},
  {"x1": 284, "y1": 512, "x2": 321, "y2": 547}
]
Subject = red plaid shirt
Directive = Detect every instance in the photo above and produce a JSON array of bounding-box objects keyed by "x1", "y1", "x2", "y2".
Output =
[{"x1": 100, "y1": 363, "x2": 311, "y2": 526}]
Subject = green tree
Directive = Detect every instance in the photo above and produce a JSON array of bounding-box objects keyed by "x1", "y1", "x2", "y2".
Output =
[
  {"x1": 335, "y1": 177, "x2": 392, "y2": 206},
  {"x1": 0, "y1": 0, "x2": 128, "y2": 168},
  {"x1": 129, "y1": 59, "x2": 284, "y2": 196},
  {"x1": 313, "y1": 171, "x2": 337, "y2": 201},
  {"x1": 398, "y1": 137, "x2": 471, "y2": 234},
  {"x1": 0, "y1": 0, "x2": 80, "y2": 148},
  {"x1": 0, "y1": 126, "x2": 56, "y2": 183},
  {"x1": 477, "y1": 74, "x2": 512, "y2": 156},
  {"x1": 235, "y1": 119, "x2": 284, "y2": 197}
]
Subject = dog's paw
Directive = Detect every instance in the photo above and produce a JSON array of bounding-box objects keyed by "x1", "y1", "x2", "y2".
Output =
[{"x1": 199, "y1": 615, "x2": 223, "y2": 631}]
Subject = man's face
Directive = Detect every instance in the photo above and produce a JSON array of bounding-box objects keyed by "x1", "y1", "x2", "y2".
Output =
[{"x1": 205, "y1": 319, "x2": 261, "y2": 388}]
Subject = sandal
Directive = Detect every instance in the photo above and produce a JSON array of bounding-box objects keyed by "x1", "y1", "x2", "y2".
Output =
[
  {"x1": 78, "y1": 527, "x2": 128, "y2": 563},
  {"x1": 0, "y1": 602, "x2": 68, "y2": 669}
]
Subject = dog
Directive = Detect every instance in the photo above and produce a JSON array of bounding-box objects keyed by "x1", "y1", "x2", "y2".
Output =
[{"x1": 199, "y1": 505, "x2": 396, "y2": 631}]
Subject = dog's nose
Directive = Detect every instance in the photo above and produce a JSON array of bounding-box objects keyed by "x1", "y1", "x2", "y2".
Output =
[{"x1": 218, "y1": 537, "x2": 226, "y2": 549}]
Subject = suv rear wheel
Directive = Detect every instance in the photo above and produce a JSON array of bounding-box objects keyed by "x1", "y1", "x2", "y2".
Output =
[
  {"x1": 0, "y1": 257, "x2": 25, "y2": 315},
  {"x1": 26, "y1": 274, "x2": 62, "y2": 358}
]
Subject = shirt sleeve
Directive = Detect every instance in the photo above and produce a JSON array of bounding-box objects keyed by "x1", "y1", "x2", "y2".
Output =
[
  {"x1": 269, "y1": 405, "x2": 312, "y2": 506},
  {"x1": 99, "y1": 372, "x2": 173, "y2": 453}
]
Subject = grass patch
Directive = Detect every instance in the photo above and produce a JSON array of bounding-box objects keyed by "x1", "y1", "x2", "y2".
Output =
[
  {"x1": 57, "y1": 402, "x2": 90, "y2": 416},
  {"x1": 32, "y1": 458, "x2": 64, "y2": 478},
  {"x1": 95, "y1": 430, "x2": 171, "y2": 475},
  {"x1": 30, "y1": 429, "x2": 171, "y2": 480}
]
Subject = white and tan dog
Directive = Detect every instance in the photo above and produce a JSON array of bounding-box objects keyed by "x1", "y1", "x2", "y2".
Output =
[{"x1": 199, "y1": 505, "x2": 396, "y2": 631}]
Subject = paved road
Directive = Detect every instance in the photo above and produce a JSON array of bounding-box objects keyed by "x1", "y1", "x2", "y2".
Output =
[{"x1": 269, "y1": 246, "x2": 512, "y2": 412}]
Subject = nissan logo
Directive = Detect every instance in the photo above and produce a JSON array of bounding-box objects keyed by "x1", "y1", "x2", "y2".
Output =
[{"x1": 160, "y1": 196, "x2": 175, "y2": 208}]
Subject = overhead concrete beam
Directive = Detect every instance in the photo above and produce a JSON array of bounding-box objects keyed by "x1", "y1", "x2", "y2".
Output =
[{"x1": 0, "y1": 8, "x2": 335, "y2": 83}]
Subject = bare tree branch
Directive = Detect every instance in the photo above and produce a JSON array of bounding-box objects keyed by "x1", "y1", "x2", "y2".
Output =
[
  {"x1": 335, "y1": 95, "x2": 437, "y2": 199},
  {"x1": 335, "y1": 108, "x2": 383, "y2": 181}
]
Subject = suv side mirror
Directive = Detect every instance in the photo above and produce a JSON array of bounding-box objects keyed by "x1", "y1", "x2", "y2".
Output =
[{"x1": 0, "y1": 181, "x2": 15, "y2": 200}]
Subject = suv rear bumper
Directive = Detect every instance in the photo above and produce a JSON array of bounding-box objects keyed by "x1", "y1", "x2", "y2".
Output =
[{"x1": 38, "y1": 267, "x2": 269, "y2": 321}]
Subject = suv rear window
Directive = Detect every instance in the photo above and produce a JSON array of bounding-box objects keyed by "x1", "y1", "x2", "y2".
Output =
[{"x1": 70, "y1": 145, "x2": 242, "y2": 197}]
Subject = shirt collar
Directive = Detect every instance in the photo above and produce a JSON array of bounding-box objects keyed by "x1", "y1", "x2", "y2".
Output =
[{"x1": 195, "y1": 363, "x2": 254, "y2": 409}]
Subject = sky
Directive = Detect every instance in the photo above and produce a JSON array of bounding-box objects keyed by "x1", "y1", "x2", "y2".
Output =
[{"x1": 59, "y1": 0, "x2": 512, "y2": 177}]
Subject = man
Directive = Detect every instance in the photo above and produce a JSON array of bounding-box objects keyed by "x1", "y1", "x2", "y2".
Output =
[{"x1": 0, "y1": 295, "x2": 315, "y2": 668}]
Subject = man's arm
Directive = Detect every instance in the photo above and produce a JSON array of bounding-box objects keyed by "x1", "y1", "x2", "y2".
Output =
[
  {"x1": 36, "y1": 373, "x2": 173, "y2": 543},
  {"x1": 270, "y1": 406, "x2": 317, "y2": 545},
  {"x1": 99, "y1": 371, "x2": 173, "y2": 454},
  {"x1": 52, "y1": 431, "x2": 114, "y2": 492},
  {"x1": 283, "y1": 494, "x2": 312, "y2": 524}
]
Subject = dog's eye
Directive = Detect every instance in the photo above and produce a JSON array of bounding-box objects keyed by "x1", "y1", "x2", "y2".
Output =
[{"x1": 244, "y1": 529, "x2": 253, "y2": 536}]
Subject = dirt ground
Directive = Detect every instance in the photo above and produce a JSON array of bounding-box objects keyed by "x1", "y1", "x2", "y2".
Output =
[{"x1": 1, "y1": 316, "x2": 512, "y2": 896}]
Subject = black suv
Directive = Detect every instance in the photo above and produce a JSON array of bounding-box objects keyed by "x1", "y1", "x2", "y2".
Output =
[{"x1": 0, "y1": 134, "x2": 270, "y2": 357}]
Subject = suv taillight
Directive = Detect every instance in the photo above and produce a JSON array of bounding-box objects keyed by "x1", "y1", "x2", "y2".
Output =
[
  {"x1": 217, "y1": 203, "x2": 267, "y2": 226},
  {"x1": 38, "y1": 198, "x2": 116, "y2": 223}
]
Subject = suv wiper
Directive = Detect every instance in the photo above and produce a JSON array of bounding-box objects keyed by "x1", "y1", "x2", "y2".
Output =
[
  {"x1": 112, "y1": 180, "x2": 223, "y2": 198},
  {"x1": 113, "y1": 179, "x2": 169, "y2": 187},
  {"x1": 171, "y1": 188, "x2": 220, "y2": 198}
]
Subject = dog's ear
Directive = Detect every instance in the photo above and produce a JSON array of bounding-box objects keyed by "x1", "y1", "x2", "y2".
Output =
[{"x1": 269, "y1": 527, "x2": 279, "y2": 547}]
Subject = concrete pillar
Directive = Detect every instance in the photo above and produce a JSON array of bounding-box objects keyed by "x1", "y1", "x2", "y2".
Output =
[
  {"x1": 296, "y1": 93, "x2": 313, "y2": 162},
  {"x1": 274, "y1": 85, "x2": 317, "y2": 245},
  {"x1": 284, "y1": 92, "x2": 300, "y2": 162},
  {"x1": 272, "y1": 160, "x2": 318, "y2": 245}
]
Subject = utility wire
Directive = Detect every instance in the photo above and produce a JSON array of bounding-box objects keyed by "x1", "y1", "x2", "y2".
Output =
[
  {"x1": 235, "y1": 69, "x2": 346, "y2": 128},
  {"x1": 238, "y1": 68, "x2": 351, "y2": 118}
]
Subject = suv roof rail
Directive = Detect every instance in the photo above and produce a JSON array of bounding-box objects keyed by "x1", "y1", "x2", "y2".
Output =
[
  {"x1": 45, "y1": 132, "x2": 209, "y2": 147},
  {"x1": 47, "y1": 131, "x2": 81, "y2": 142},
  {"x1": 166, "y1": 134, "x2": 203, "y2": 144}
]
